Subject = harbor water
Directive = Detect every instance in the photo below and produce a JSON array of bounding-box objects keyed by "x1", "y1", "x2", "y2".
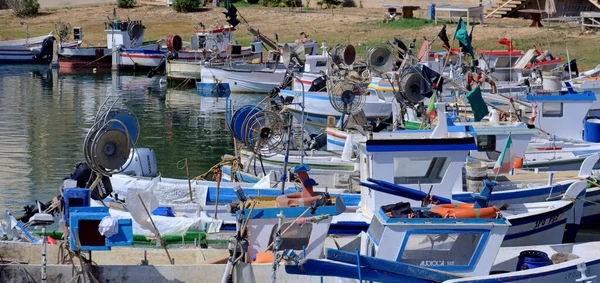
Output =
[{"x1": 0, "y1": 66, "x2": 262, "y2": 213}]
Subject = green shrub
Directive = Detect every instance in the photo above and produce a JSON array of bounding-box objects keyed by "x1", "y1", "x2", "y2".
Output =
[
  {"x1": 7, "y1": 0, "x2": 40, "y2": 17},
  {"x1": 117, "y1": 0, "x2": 135, "y2": 8},
  {"x1": 172, "y1": 0, "x2": 201, "y2": 12}
]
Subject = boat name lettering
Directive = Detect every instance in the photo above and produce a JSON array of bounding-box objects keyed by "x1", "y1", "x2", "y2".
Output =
[{"x1": 419, "y1": 260, "x2": 454, "y2": 266}]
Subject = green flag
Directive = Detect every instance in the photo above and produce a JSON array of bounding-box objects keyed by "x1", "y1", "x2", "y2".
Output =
[
  {"x1": 454, "y1": 18, "x2": 474, "y2": 58},
  {"x1": 465, "y1": 85, "x2": 488, "y2": 122}
]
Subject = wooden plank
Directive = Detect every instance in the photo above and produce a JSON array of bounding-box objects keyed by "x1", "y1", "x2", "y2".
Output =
[
  {"x1": 199, "y1": 253, "x2": 230, "y2": 264},
  {"x1": 494, "y1": 170, "x2": 579, "y2": 182}
]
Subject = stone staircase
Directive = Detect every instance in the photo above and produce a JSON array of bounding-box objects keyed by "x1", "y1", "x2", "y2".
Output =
[{"x1": 484, "y1": 0, "x2": 531, "y2": 18}]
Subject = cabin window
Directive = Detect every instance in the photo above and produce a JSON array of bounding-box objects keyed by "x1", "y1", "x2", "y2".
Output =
[
  {"x1": 476, "y1": 135, "x2": 496, "y2": 152},
  {"x1": 316, "y1": 61, "x2": 327, "y2": 67},
  {"x1": 542, "y1": 102, "x2": 563, "y2": 117},
  {"x1": 268, "y1": 221, "x2": 312, "y2": 250},
  {"x1": 494, "y1": 57, "x2": 520, "y2": 68},
  {"x1": 397, "y1": 231, "x2": 486, "y2": 269},
  {"x1": 198, "y1": 36, "x2": 206, "y2": 49},
  {"x1": 393, "y1": 157, "x2": 450, "y2": 184},
  {"x1": 367, "y1": 216, "x2": 385, "y2": 246},
  {"x1": 305, "y1": 47, "x2": 314, "y2": 55}
]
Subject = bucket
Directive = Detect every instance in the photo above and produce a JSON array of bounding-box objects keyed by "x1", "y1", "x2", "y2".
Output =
[
  {"x1": 465, "y1": 161, "x2": 488, "y2": 193},
  {"x1": 152, "y1": 206, "x2": 175, "y2": 217},
  {"x1": 516, "y1": 250, "x2": 551, "y2": 270},
  {"x1": 541, "y1": 71, "x2": 562, "y2": 92},
  {"x1": 584, "y1": 116, "x2": 600, "y2": 142}
]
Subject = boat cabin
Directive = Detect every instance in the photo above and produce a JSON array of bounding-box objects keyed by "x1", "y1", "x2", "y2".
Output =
[
  {"x1": 357, "y1": 119, "x2": 476, "y2": 215},
  {"x1": 240, "y1": 195, "x2": 346, "y2": 260},
  {"x1": 104, "y1": 20, "x2": 146, "y2": 49},
  {"x1": 527, "y1": 90, "x2": 596, "y2": 141},
  {"x1": 191, "y1": 25, "x2": 237, "y2": 53},
  {"x1": 365, "y1": 208, "x2": 510, "y2": 277},
  {"x1": 285, "y1": 210, "x2": 511, "y2": 281}
]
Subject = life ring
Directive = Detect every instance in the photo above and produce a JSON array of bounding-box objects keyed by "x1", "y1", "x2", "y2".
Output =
[
  {"x1": 276, "y1": 192, "x2": 322, "y2": 208},
  {"x1": 430, "y1": 204, "x2": 500, "y2": 219}
]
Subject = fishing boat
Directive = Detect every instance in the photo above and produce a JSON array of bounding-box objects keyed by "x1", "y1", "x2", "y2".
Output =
[
  {"x1": 58, "y1": 17, "x2": 161, "y2": 72},
  {"x1": 165, "y1": 24, "x2": 263, "y2": 83},
  {"x1": 286, "y1": 206, "x2": 600, "y2": 283},
  {"x1": 0, "y1": 32, "x2": 79, "y2": 64},
  {"x1": 1, "y1": 181, "x2": 347, "y2": 283},
  {"x1": 200, "y1": 40, "x2": 320, "y2": 94}
]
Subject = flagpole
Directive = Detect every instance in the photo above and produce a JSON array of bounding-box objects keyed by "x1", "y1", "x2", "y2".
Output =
[
  {"x1": 566, "y1": 43, "x2": 572, "y2": 80},
  {"x1": 418, "y1": 31, "x2": 456, "y2": 129}
]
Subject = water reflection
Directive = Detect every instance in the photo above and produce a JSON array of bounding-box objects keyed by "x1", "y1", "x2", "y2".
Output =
[{"x1": 0, "y1": 66, "x2": 261, "y2": 213}]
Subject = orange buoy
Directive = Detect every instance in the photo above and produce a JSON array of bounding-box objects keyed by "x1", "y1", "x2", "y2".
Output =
[
  {"x1": 514, "y1": 157, "x2": 524, "y2": 169},
  {"x1": 430, "y1": 204, "x2": 499, "y2": 219},
  {"x1": 253, "y1": 251, "x2": 275, "y2": 263}
]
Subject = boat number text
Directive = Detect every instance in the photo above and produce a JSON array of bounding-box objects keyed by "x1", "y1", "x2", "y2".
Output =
[{"x1": 534, "y1": 213, "x2": 563, "y2": 229}]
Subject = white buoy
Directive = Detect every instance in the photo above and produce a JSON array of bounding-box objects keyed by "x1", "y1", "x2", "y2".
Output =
[{"x1": 490, "y1": 108, "x2": 500, "y2": 125}]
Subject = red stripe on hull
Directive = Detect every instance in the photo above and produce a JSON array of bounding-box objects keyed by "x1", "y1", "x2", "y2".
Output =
[
  {"x1": 59, "y1": 60, "x2": 112, "y2": 69},
  {"x1": 326, "y1": 130, "x2": 347, "y2": 139},
  {"x1": 121, "y1": 54, "x2": 164, "y2": 59}
]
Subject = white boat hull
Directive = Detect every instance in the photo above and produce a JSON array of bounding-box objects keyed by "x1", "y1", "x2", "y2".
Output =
[{"x1": 202, "y1": 64, "x2": 288, "y2": 93}]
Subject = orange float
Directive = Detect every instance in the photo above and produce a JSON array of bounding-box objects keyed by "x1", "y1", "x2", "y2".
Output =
[
  {"x1": 276, "y1": 164, "x2": 324, "y2": 208},
  {"x1": 514, "y1": 157, "x2": 524, "y2": 169},
  {"x1": 253, "y1": 251, "x2": 275, "y2": 263},
  {"x1": 430, "y1": 204, "x2": 500, "y2": 219}
]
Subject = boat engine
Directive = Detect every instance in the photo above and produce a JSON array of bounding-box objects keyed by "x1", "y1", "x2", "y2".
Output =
[
  {"x1": 119, "y1": 148, "x2": 158, "y2": 177},
  {"x1": 33, "y1": 36, "x2": 55, "y2": 63}
]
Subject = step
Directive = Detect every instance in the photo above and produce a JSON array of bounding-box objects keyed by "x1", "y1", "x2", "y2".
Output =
[{"x1": 498, "y1": 7, "x2": 516, "y2": 11}]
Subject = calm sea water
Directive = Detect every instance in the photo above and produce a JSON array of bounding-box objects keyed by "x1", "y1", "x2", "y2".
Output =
[{"x1": 0, "y1": 65, "x2": 261, "y2": 213}]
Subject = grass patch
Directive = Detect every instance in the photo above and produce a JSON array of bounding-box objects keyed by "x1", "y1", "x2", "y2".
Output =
[
  {"x1": 229, "y1": 1, "x2": 260, "y2": 7},
  {"x1": 377, "y1": 18, "x2": 435, "y2": 30}
]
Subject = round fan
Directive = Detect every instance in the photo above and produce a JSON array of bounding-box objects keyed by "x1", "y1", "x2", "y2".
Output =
[
  {"x1": 58, "y1": 22, "x2": 71, "y2": 42},
  {"x1": 329, "y1": 81, "x2": 367, "y2": 115},
  {"x1": 242, "y1": 110, "x2": 285, "y2": 156},
  {"x1": 83, "y1": 103, "x2": 139, "y2": 176},
  {"x1": 366, "y1": 46, "x2": 393, "y2": 74},
  {"x1": 128, "y1": 23, "x2": 144, "y2": 42}
]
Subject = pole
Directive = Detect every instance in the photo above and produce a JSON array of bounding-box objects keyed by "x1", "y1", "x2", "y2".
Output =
[
  {"x1": 138, "y1": 195, "x2": 173, "y2": 265},
  {"x1": 41, "y1": 226, "x2": 47, "y2": 283},
  {"x1": 214, "y1": 166, "x2": 222, "y2": 219},
  {"x1": 185, "y1": 159, "x2": 194, "y2": 203},
  {"x1": 566, "y1": 44, "x2": 572, "y2": 80},
  {"x1": 280, "y1": 112, "x2": 293, "y2": 195}
]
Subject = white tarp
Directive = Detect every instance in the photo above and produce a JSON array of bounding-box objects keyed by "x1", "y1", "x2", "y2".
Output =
[
  {"x1": 91, "y1": 200, "x2": 222, "y2": 235},
  {"x1": 545, "y1": 0, "x2": 556, "y2": 15},
  {"x1": 111, "y1": 175, "x2": 210, "y2": 207},
  {"x1": 126, "y1": 177, "x2": 160, "y2": 234}
]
